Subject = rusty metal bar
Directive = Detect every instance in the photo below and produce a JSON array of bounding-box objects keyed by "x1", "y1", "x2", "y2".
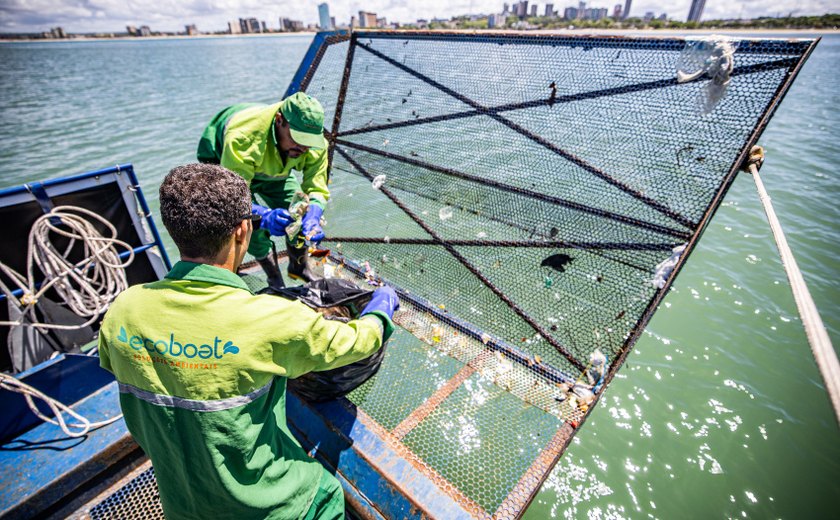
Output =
[
  {"x1": 326, "y1": 32, "x2": 358, "y2": 176},
  {"x1": 338, "y1": 146, "x2": 587, "y2": 372},
  {"x1": 336, "y1": 139, "x2": 690, "y2": 240},
  {"x1": 355, "y1": 40, "x2": 697, "y2": 230},
  {"x1": 339, "y1": 56, "x2": 798, "y2": 140},
  {"x1": 323, "y1": 236, "x2": 677, "y2": 251},
  {"x1": 391, "y1": 351, "x2": 494, "y2": 441},
  {"x1": 493, "y1": 423, "x2": 577, "y2": 518},
  {"x1": 353, "y1": 407, "x2": 489, "y2": 518}
]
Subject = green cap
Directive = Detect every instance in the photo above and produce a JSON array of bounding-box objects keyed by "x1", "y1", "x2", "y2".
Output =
[{"x1": 280, "y1": 92, "x2": 328, "y2": 150}]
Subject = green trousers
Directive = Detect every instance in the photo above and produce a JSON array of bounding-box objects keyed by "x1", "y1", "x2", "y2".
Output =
[
  {"x1": 249, "y1": 175, "x2": 302, "y2": 259},
  {"x1": 302, "y1": 467, "x2": 345, "y2": 520}
]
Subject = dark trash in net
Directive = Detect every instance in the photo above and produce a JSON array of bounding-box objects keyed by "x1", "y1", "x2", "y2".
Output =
[
  {"x1": 261, "y1": 278, "x2": 388, "y2": 402},
  {"x1": 540, "y1": 253, "x2": 574, "y2": 272}
]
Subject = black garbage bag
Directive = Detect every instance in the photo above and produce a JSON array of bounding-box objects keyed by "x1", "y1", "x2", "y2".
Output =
[{"x1": 261, "y1": 278, "x2": 387, "y2": 402}]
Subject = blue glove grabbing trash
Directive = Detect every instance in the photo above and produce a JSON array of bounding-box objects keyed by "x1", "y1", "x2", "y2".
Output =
[
  {"x1": 361, "y1": 286, "x2": 400, "y2": 320},
  {"x1": 252, "y1": 203, "x2": 292, "y2": 237},
  {"x1": 301, "y1": 204, "x2": 325, "y2": 244}
]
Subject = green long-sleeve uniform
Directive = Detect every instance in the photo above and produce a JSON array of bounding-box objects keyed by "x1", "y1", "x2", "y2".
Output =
[
  {"x1": 197, "y1": 101, "x2": 330, "y2": 258},
  {"x1": 98, "y1": 262, "x2": 392, "y2": 519}
]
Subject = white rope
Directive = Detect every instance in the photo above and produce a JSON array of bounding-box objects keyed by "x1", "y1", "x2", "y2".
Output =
[
  {"x1": 0, "y1": 205, "x2": 135, "y2": 330},
  {"x1": 0, "y1": 372, "x2": 122, "y2": 437},
  {"x1": 746, "y1": 147, "x2": 840, "y2": 427}
]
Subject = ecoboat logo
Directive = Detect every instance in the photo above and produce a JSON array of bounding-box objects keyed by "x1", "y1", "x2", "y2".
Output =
[{"x1": 116, "y1": 327, "x2": 240, "y2": 360}]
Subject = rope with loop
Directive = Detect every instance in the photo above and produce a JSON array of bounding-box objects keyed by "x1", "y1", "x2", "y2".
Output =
[
  {"x1": 0, "y1": 205, "x2": 134, "y2": 330},
  {"x1": 0, "y1": 373, "x2": 122, "y2": 437},
  {"x1": 744, "y1": 146, "x2": 840, "y2": 427}
]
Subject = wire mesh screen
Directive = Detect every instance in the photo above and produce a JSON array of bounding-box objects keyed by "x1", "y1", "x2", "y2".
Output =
[{"x1": 294, "y1": 32, "x2": 815, "y2": 518}]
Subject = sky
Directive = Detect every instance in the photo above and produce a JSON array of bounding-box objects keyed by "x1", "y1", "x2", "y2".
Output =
[{"x1": 0, "y1": 0, "x2": 833, "y2": 34}]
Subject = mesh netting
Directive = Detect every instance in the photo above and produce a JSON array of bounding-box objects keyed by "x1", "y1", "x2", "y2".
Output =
[{"x1": 290, "y1": 31, "x2": 814, "y2": 518}]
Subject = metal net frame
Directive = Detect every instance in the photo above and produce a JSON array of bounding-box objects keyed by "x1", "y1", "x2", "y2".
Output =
[{"x1": 287, "y1": 31, "x2": 817, "y2": 518}]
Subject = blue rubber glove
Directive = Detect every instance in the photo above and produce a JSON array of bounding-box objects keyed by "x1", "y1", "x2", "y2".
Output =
[
  {"x1": 361, "y1": 286, "x2": 400, "y2": 320},
  {"x1": 252, "y1": 203, "x2": 292, "y2": 237},
  {"x1": 301, "y1": 204, "x2": 325, "y2": 244}
]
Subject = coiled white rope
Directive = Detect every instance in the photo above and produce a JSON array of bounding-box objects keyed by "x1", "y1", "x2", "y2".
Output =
[
  {"x1": 0, "y1": 205, "x2": 135, "y2": 330},
  {"x1": 746, "y1": 147, "x2": 840, "y2": 428},
  {"x1": 0, "y1": 205, "x2": 132, "y2": 436},
  {"x1": 0, "y1": 372, "x2": 122, "y2": 437}
]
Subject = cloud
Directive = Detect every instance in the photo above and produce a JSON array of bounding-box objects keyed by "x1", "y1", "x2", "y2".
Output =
[{"x1": 0, "y1": 0, "x2": 835, "y2": 33}]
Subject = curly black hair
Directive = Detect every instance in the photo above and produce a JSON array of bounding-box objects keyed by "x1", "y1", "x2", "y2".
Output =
[{"x1": 159, "y1": 163, "x2": 251, "y2": 259}]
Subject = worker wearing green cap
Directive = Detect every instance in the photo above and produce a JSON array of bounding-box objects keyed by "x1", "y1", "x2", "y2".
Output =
[{"x1": 197, "y1": 92, "x2": 330, "y2": 289}]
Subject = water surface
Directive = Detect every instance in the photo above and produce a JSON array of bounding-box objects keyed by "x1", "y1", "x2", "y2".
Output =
[{"x1": 0, "y1": 33, "x2": 837, "y2": 518}]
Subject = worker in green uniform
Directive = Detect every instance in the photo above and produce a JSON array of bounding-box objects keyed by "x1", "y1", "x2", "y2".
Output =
[
  {"x1": 196, "y1": 92, "x2": 330, "y2": 289},
  {"x1": 98, "y1": 163, "x2": 400, "y2": 519}
]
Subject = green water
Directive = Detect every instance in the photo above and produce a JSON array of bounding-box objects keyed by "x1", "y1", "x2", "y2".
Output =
[{"x1": 0, "y1": 34, "x2": 837, "y2": 518}]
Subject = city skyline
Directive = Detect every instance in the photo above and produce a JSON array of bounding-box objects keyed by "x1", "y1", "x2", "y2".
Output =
[{"x1": 0, "y1": 0, "x2": 834, "y2": 34}]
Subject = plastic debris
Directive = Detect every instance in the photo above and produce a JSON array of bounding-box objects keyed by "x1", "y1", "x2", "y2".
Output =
[
  {"x1": 363, "y1": 261, "x2": 379, "y2": 286},
  {"x1": 571, "y1": 384, "x2": 596, "y2": 406},
  {"x1": 284, "y1": 191, "x2": 310, "y2": 238},
  {"x1": 476, "y1": 231, "x2": 487, "y2": 238},
  {"x1": 432, "y1": 324, "x2": 444, "y2": 343},
  {"x1": 587, "y1": 349, "x2": 608, "y2": 392},
  {"x1": 480, "y1": 332, "x2": 491, "y2": 345},
  {"x1": 544, "y1": 276, "x2": 553, "y2": 288},
  {"x1": 439, "y1": 206, "x2": 453, "y2": 221},
  {"x1": 677, "y1": 36, "x2": 737, "y2": 114},
  {"x1": 372, "y1": 175, "x2": 387, "y2": 190},
  {"x1": 652, "y1": 243, "x2": 687, "y2": 289}
]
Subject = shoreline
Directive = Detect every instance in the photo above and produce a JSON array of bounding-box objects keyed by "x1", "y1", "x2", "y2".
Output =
[{"x1": 0, "y1": 27, "x2": 836, "y2": 44}]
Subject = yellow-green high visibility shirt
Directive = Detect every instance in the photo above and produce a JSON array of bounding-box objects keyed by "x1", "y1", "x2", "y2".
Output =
[
  {"x1": 98, "y1": 261, "x2": 389, "y2": 519},
  {"x1": 221, "y1": 102, "x2": 330, "y2": 209}
]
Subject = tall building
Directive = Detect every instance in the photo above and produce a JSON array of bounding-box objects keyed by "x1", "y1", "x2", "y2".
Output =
[
  {"x1": 185, "y1": 24, "x2": 198, "y2": 36},
  {"x1": 515, "y1": 1, "x2": 529, "y2": 18},
  {"x1": 530, "y1": 4, "x2": 537, "y2": 17},
  {"x1": 488, "y1": 13, "x2": 508, "y2": 28},
  {"x1": 623, "y1": 0, "x2": 632, "y2": 19},
  {"x1": 279, "y1": 18, "x2": 303, "y2": 31},
  {"x1": 240, "y1": 18, "x2": 260, "y2": 33},
  {"x1": 613, "y1": 4, "x2": 623, "y2": 19},
  {"x1": 563, "y1": 7, "x2": 578, "y2": 20},
  {"x1": 358, "y1": 11, "x2": 377, "y2": 27},
  {"x1": 350, "y1": 15, "x2": 358, "y2": 28},
  {"x1": 687, "y1": 0, "x2": 705, "y2": 22},
  {"x1": 228, "y1": 21, "x2": 241, "y2": 34},
  {"x1": 578, "y1": 2, "x2": 586, "y2": 19},
  {"x1": 545, "y1": 4, "x2": 555, "y2": 17},
  {"x1": 318, "y1": 3, "x2": 331, "y2": 30}
]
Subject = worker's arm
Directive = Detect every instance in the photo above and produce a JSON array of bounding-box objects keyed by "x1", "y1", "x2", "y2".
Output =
[
  {"x1": 299, "y1": 148, "x2": 330, "y2": 209},
  {"x1": 278, "y1": 287, "x2": 399, "y2": 378}
]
